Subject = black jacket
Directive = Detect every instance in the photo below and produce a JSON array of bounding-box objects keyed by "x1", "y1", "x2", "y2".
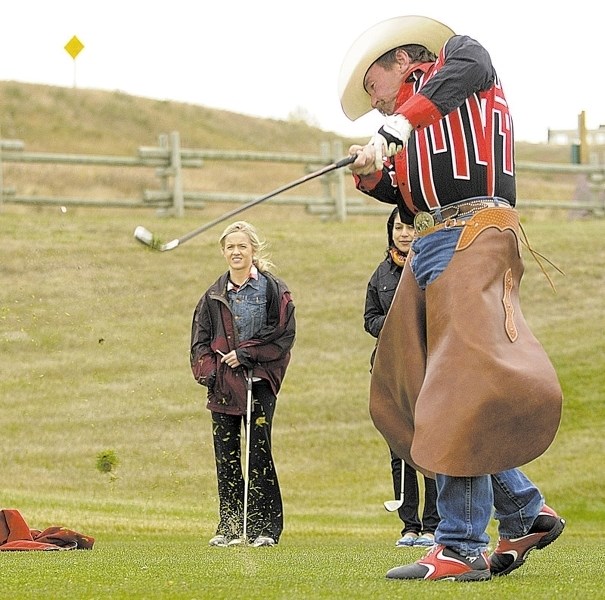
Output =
[{"x1": 364, "y1": 254, "x2": 402, "y2": 340}]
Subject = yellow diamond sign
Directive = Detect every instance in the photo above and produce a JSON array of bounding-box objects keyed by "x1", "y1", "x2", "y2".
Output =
[{"x1": 64, "y1": 35, "x2": 84, "y2": 59}]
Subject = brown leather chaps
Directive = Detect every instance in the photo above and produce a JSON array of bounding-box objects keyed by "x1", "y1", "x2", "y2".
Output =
[{"x1": 369, "y1": 208, "x2": 563, "y2": 477}]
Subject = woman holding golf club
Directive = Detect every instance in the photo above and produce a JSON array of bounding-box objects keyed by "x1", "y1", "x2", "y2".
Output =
[
  {"x1": 190, "y1": 221, "x2": 296, "y2": 548},
  {"x1": 364, "y1": 207, "x2": 439, "y2": 548}
]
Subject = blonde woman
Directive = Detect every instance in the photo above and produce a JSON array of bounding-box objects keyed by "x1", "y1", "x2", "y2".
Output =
[{"x1": 190, "y1": 221, "x2": 296, "y2": 548}]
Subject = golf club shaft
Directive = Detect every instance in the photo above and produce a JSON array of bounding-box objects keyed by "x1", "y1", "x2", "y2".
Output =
[
  {"x1": 177, "y1": 155, "x2": 355, "y2": 245},
  {"x1": 398, "y1": 458, "x2": 405, "y2": 499},
  {"x1": 384, "y1": 458, "x2": 405, "y2": 511},
  {"x1": 135, "y1": 154, "x2": 356, "y2": 251},
  {"x1": 243, "y1": 369, "x2": 253, "y2": 541}
]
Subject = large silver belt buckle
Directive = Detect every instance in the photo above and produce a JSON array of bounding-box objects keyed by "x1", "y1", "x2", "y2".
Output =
[{"x1": 413, "y1": 211, "x2": 435, "y2": 233}]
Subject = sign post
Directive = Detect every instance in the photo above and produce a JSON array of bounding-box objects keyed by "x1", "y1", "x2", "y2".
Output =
[{"x1": 64, "y1": 35, "x2": 84, "y2": 88}]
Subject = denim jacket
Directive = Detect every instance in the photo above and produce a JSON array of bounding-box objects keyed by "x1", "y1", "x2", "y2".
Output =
[{"x1": 227, "y1": 271, "x2": 268, "y2": 342}]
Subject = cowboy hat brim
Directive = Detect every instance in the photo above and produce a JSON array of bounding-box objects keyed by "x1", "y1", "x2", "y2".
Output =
[{"x1": 338, "y1": 15, "x2": 455, "y2": 121}]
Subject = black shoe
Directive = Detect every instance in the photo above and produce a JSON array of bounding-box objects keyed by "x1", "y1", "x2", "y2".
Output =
[{"x1": 489, "y1": 505, "x2": 565, "y2": 576}]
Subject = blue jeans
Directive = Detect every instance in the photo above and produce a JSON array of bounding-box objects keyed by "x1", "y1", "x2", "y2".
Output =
[
  {"x1": 410, "y1": 228, "x2": 461, "y2": 289},
  {"x1": 411, "y1": 227, "x2": 545, "y2": 556},
  {"x1": 435, "y1": 471, "x2": 544, "y2": 556}
]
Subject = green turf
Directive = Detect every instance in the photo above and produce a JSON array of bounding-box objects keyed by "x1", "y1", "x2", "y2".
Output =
[{"x1": 1, "y1": 204, "x2": 603, "y2": 598}]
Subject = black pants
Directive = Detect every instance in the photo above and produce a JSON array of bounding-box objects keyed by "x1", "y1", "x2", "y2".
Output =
[
  {"x1": 390, "y1": 448, "x2": 439, "y2": 536},
  {"x1": 211, "y1": 382, "x2": 283, "y2": 542}
]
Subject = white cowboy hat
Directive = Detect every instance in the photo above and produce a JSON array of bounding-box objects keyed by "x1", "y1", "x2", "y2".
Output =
[{"x1": 338, "y1": 15, "x2": 455, "y2": 121}]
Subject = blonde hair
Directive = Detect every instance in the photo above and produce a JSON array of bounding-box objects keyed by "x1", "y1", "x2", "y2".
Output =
[{"x1": 219, "y1": 221, "x2": 274, "y2": 272}]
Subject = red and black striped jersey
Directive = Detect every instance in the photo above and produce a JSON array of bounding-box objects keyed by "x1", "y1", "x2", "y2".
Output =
[{"x1": 355, "y1": 35, "x2": 515, "y2": 224}]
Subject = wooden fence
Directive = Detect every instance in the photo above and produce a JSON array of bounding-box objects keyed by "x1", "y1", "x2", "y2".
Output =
[
  {"x1": 0, "y1": 133, "x2": 360, "y2": 221},
  {"x1": 1, "y1": 132, "x2": 604, "y2": 219}
]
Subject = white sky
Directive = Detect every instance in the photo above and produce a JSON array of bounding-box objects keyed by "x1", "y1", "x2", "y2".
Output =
[{"x1": 2, "y1": 1, "x2": 603, "y2": 143}]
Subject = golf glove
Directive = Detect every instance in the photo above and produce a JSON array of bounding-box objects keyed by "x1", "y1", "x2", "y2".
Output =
[{"x1": 371, "y1": 114, "x2": 413, "y2": 170}]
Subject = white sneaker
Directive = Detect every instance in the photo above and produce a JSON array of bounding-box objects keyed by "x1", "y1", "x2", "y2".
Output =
[
  {"x1": 415, "y1": 532, "x2": 435, "y2": 547},
  {"x1": 208, "y1": 535, "x2": 229, "y2": 547},
  {"x1": 395, "y1": 532, "x2": 418, "y2": 547},
  {"x1": 251, "y1": 536, "x2": 275, "y2": 547}
]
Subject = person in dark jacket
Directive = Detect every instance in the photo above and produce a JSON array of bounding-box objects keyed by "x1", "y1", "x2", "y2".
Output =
[
  {"x1": 364, "y1": 207, "x2": 439, "y2": 547},
  {"x1": 190, "y1": 221, "x2": 296, "y2": 548}
]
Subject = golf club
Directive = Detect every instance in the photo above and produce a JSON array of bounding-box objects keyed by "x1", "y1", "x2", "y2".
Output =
[
  {"x1": 242, "y1": 368, "x2": 253, "y2": 544},
  {"x1": 384, "y1": 459, "x2": 405, "y2": 512},
  {"x1": 133, "y1": 154, "x2": 356, "y2": 251}
]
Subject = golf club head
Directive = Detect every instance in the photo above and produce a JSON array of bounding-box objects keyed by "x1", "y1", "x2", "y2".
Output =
[
  {"x1": 162, "y1": 239, "x2": 180, "y2": 251},
  {"x1": 133, "y1": 226, "x2": 176, "y2": 251},
  {"x1": 383, "y1": 499, "x2": 404, "y2": 512}
]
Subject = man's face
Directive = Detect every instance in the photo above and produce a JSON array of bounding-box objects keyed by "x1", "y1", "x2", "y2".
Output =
[{"x1": 363, "y1": 61, "x2": 405, "y2": 116}]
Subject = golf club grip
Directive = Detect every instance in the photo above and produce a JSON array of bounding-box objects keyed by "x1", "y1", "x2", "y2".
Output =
[
  {"x1": 334, "y1": 154, "x2": 356, "y2": 168},
  {"x1": 177, "y1": 156, "x2": 356, "y2": 244}
]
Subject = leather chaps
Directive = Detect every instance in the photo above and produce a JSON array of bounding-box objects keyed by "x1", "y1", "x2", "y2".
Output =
[{"x1": 369, "y1": 208, "x2": 563, "y2": 477}]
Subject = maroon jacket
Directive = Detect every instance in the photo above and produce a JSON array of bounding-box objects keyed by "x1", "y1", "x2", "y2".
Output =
[{"x1": 190, "y1": 270, "x2": 296, "y2": 415}]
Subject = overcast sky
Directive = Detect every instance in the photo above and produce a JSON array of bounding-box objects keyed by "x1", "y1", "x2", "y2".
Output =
[{"x1": 2, "y1": 1, "x2": 602, "y2": 143}]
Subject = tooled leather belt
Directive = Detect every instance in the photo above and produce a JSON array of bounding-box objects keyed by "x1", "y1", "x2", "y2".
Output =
[{"x1": 413, "y1": 197, "x2": 512, "y2": 236}]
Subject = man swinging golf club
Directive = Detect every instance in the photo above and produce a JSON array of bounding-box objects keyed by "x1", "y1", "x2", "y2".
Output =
[
  {"x1": 339, "y1": 15, "x2": 565, "y2": 581},
  {"x1": 190, "y1": 221, "x2": 296, "y2": 548}
]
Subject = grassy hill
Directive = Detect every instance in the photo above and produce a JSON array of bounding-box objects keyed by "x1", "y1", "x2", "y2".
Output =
[
  {"x1": 1, "y1": 81, "x2": 604, "y2": 599},
  {"x1": 0, "y1": 80, "x2": 573, "y2": 158},
  {"x1": 1, "y1": 80, "x2": 579, "y2": 205},
  {"x1": 0, "y1": 81, "x2": 342, "y2": 154}
]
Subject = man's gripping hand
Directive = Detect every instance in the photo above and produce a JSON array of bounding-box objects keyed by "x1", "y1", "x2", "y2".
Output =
[{"x1": 371, "y1": 114, "x2": 413, "y2": 170}]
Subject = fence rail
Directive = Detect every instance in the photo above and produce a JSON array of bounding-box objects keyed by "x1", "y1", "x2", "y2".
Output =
[{"x1": 1, "y1": 132, "x2": 604, "y2": 218}]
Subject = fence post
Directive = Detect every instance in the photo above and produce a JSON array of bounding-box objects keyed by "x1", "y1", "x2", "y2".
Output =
[
  {"x1": 170, "y1": 131, "x2": 184, "y2": 217},
  {"x1": 158, "y1": 134, "x2": 169, "y2": 195},
  {"x1": 0, "y1": 134, "x2": 3, "y2": 210},
  {"x1": 332, "y1": 140, "x2": 347, "y2": 222},
  {"x1": 319, "y1": 141, "x2": 331, "y2": 207}
]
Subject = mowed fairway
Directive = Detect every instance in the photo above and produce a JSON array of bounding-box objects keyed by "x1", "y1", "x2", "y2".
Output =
[{"x1": 1, "y1": 203, "x2": 604, "y2": 599}]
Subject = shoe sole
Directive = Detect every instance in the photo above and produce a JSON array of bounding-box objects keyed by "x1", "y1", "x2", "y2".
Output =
[
  {"x1": 448, "y1": 570, "x2": 492, "y2": 582},
  {"x1": 208, "y1": 537, "x2": 229, "y2": 547},
  {"x1": 387, "y1": 568, "x2": 491, "y2": 581},
  {"x1": 395, "y1": 543, "x2": 416, "y2": 547},
  {"x1": 252, "y1": 542, "x2": 275, "y2": 547},
  {"x1": 491, "y1": 517, "x2": 566, "y2": 576}
]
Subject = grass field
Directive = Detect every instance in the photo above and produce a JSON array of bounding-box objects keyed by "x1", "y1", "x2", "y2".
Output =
[{"x1": 1, "y1": 201, "x2": 604, "y2": 598}]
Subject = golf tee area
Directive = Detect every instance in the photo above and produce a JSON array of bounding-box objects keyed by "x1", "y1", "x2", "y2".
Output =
[{"x1": 1, "y1": 204, "x2": 603, "y2": 599}]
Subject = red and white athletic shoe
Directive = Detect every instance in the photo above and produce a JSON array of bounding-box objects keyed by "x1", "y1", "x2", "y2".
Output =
[
  {"x1": 489, "y1": 504, "x2": 566, "y2": 576},
  {"x1": 386, "y1": 544, "x2": 491, "y2": 581}
]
